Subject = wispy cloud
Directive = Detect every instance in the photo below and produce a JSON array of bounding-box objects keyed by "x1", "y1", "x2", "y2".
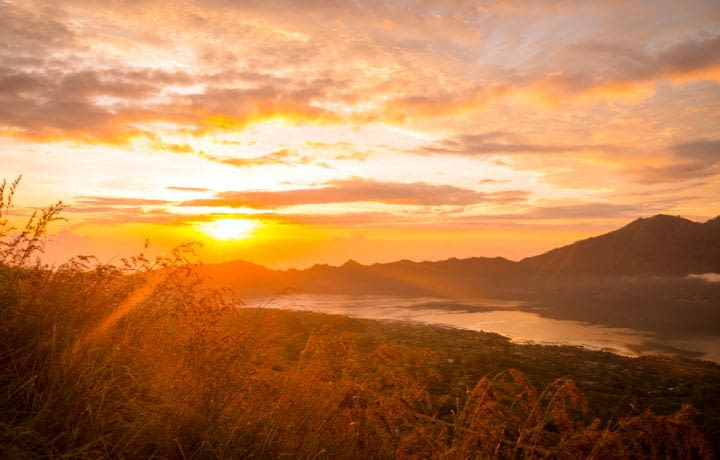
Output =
[
  {"x1": 166, "y1": 186, "x2": 211, "y2": 192},
  {"x1": 414, "y1": 132, "x2": 614, "y2": 157},
  {"x1": 204, "y1": 149, "x2": 319, "y2": 168},
  {"x1": 74, "y1": 196, "x2": 173, "y2": 207},
  {"x1": 2, "y1": 1, "x2": 719, "y2": 143},
  {"x1": 628, "y1": 139, "x2": 720, "y2": 183},
  {"x1": 182, "y1": 179, "x2": 530, "y2": 209},
  {"x1": 2, "y1": 0, "x2": 719, "y2": 266}
]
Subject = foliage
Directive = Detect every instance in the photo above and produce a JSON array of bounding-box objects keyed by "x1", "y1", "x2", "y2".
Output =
[{"x1": 0, "y1": 178, "x2": 712, "y2": 458}]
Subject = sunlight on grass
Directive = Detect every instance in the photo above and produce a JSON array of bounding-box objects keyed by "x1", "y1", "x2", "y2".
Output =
[{"x1": 0, "y1": 177, "x2": 716, "y2": 459}]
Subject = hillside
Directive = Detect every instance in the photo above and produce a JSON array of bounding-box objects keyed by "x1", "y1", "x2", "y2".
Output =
[
  {"x1": 519, "y1": 215, "x2": 720, "y2": 277},
  {"x1": 200, "y1": 214, "x2": 720, "y2": 298},
  {"x1": 1, "y1": 184, "x2": 718, "y2": 458},
  {"x1": 200, "y1": 256, "x2": 522, "y2": 297}
]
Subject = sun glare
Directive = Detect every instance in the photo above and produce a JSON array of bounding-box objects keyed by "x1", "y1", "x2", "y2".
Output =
[{"x1": 198, "y1": 219, "x2": 259, "y2": 241}]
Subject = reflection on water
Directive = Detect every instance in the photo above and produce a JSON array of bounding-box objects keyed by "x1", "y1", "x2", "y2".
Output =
[{"x1": 247, "y1": 294, "x2": 720, "y2": 362}]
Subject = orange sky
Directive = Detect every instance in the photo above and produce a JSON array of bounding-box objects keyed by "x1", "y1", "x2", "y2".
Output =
[{"x1": 2, "y1": 0, "x2": 719, "y2": 268}]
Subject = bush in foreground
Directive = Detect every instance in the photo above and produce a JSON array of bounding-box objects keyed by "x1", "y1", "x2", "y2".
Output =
[{"x1": 0, "y1": 179, "x2": 711, "y2": 458}]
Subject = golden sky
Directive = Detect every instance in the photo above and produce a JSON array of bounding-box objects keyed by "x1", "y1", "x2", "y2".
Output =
[{"x1": 2, "y1": 0, "x2": 719, "y2": 267}]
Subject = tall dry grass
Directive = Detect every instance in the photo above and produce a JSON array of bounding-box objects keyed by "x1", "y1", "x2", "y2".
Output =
[{"x1": 0, "y1": 177, "x2": 711, "y2": 459}]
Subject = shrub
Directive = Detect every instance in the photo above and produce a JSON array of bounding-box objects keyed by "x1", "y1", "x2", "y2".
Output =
[{"x1": 0, "y1": 178, "x2": 711, "y2": 458}]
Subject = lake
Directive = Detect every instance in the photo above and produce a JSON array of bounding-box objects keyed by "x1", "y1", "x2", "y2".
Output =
[{"x1": 245, "y1": 294, "x2": 720, "y2": 362}]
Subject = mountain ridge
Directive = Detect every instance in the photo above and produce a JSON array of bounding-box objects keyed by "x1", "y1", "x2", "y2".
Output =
[{"x1": 198, "y1": 214, "x2": 720, "y2": 297}]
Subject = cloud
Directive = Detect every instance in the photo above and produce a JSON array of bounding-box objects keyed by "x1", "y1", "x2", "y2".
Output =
[
  {"x1": 479, "y1": 178, "x2": 510, "y2": 185},
  {"x1": 0, "y1": 65, "x2": 341, "y2": 142},
  {"x1": 415, "y1": 132, "x2": 612, "y2": 156},
  {"x1": 150, "y1": 146, "x2": 331, "y2": 169},
  {"x1": 670, "y1": 139, "x2": 720, "y2": 160},
  {"x1": 270, "y1": 211, "x2": 405, "y2": 226},
  {"x1": 377, "y1": 84, "x2": 511, "y2": 122},
  {"x1": 628, "y1": 139, "x2": 720, "y2": 183},
  {"x1": 686, "y1": 273, "x2": 720, "y2": 283},
  {"x1": 421, "y1": 133, "x2": 718, "y2": 186},
  {"x1": 0, "y1": 2, "x2": 75, "y2": 66},
  {"x1": 205, "y1": 149, "x2": 316, "y2": 168},
  {"x1": 0, "y1": 0, "x2": 346, "y2": 144},
  {"x1": 61, "y1": 203, "x2": 190, "y2": 225},
  {"x1": 0, "y1": 67, "x2": 170, "y2": 142},
  {"x1": 167, "y1": 186, "x2": 211, "y2": 192},
  {"x1": 181, "y1": 179, "x2": 530, "y2": 209},
  {"x1": 1, "y1": 0, "x2": 719, "y2": 146},
  {"x1": 638, "y1": 34, "x2": 720, "y2": 82},
  {"x1": 73, "y1": 196, "x2": 173, "y2": 207},
  {"x1": 83, "y1": 209, "x2": 188, "y2": 225},
  {"x1": 1, "y1": 0, "x2": 719, "y2": 240},
  {"x1": 628, "y1": 162, "x2": 718, "y2": 184},
  {"x1": 524, "y1": 203, "x2": 642, "y2": 219},
  {"x1": 152, "y1": 142, "x2": 196, "y2": 154},
  {"x1": 442, "y1": 203, "x2": 649, "y2": 226},
  {"x1": 520, "y1": 34, "x2": 720, "y2": 104}
]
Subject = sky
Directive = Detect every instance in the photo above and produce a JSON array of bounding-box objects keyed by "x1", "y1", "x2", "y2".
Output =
[{"x1": 1, "y1": 0, "x2": 719, "y2": 268}]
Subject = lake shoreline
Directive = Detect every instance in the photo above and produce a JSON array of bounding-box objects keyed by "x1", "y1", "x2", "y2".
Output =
[
  {"x1": 242, "y1": 293, "x2": 720, "y2": 362},
  {"x1": 234, "y1": 307, "x2": 720, "y2": 455}
]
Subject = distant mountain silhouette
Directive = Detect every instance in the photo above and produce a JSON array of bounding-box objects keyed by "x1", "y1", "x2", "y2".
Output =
[
  {"x1": 198, "y1": 214, "x2": 720, "y2": 297},
  {"x1": 518, "y1": 215, "x2": 720, "y2": 276}
]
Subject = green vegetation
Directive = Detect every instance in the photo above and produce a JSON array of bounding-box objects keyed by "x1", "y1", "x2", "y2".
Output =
[{"x1": 0, "y1": 179, "x2": 717, "y2": 458}]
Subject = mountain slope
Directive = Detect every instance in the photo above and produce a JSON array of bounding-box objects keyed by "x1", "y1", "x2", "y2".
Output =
[
  {"x1": 198, "y1": 214, "x2": 720, "y2": 297},
  {"x1": 518, "y1": 215, "x2": 720, "y2": 276}
]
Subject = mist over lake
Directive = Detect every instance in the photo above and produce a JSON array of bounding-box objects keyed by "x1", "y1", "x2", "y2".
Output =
[
  {"x1": 3, "y1": 0, "x2": 720, "y2": 455},
  {"x1": 250, "y1": 294, "x2": 720, "y2": 362}
]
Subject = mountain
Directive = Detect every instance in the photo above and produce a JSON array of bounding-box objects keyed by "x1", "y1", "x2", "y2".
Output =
[
  {"x1": 197, "y1": 214, "x2": 720, "y2": 297},
  {"x1": 518, "y1": 215, "x2": 720, "y2": 276},
  {"x1": 200, "y1": 256, "x2": 519, "y2": 297}
]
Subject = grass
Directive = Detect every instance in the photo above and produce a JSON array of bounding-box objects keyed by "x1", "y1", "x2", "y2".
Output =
[
  {"x1": 0, "y1": 177, "x2": 715, "y2": 458},
  {"x1": 252, "y1": 309, "x2": 720, "y2": 456}
]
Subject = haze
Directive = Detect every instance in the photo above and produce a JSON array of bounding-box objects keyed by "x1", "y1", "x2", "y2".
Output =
[{"x1": 2, "y1": 0, "x2": 719, "y2": 268}]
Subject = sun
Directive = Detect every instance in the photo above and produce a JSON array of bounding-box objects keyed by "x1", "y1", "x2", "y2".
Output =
[{"x1": 197, "y1": 218, "x2": 259, "y2": 241}]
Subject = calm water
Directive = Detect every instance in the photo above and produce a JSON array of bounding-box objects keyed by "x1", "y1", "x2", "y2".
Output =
[{"x1": 246, "y1": 294, "x2": 720, "y2": 362}]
